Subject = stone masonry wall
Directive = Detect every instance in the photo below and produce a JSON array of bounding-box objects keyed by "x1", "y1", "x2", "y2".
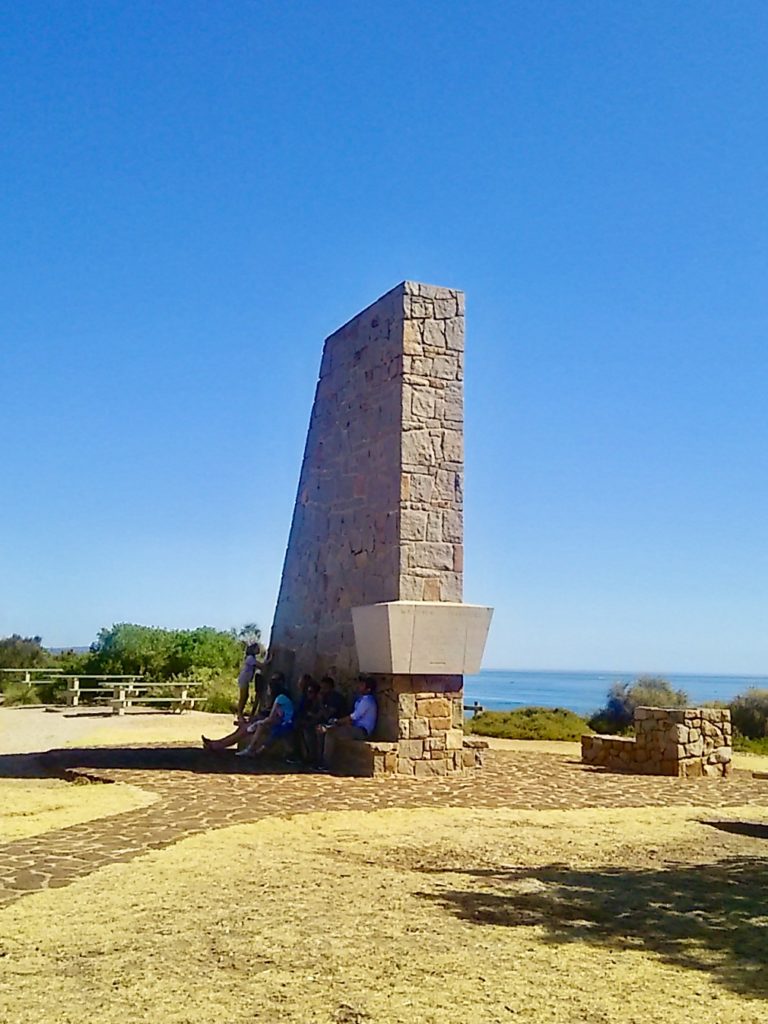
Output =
[
  {"x1": 582, "y1": 707, "x2": 732, "y2": 777},
  {"x1": 269, "y1": 282, "x2": 472, "y2": 775}
]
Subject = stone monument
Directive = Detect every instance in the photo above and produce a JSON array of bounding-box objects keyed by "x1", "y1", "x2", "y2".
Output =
[{"x1": 269, "y1": 281, "x2": 492, "y2": 775}]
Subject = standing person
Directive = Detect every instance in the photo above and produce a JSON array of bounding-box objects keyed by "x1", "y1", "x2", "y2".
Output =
[
  {"x1": 316, "y1": 677, "x2": 377, "y2": 772},
  {"x1": 236, "y1": 642, "x2": 261, "y2": 720}
]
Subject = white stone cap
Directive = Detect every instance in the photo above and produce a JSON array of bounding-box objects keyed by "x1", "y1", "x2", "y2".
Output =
[{"x1": 351, "y1": 601, "x2": 494, "y2": 675}]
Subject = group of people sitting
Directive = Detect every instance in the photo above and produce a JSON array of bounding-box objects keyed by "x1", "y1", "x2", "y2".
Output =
[{"x1": 201, "y1": 663, "x2": 378, "y2": 773}]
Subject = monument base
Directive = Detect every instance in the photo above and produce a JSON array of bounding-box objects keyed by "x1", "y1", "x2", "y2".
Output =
[{"x1": 324, "y1": 673, "x2": 486, "y2": 776}]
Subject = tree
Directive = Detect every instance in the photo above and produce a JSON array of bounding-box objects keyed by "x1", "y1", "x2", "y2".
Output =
[
  {"x1": 85, "y1": 623, "x2": 244, "y2": 679},
  {"x1": 0, "y1": 634, "x2": 48, "y2": 671}
]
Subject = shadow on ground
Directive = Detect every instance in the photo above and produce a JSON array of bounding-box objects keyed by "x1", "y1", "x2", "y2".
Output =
[
  {"x1": 0, "y1": 746, "x2": 304, "y2": 780},
  {"x1": 420, "y1": 853, "x2": 768, "y2": 998}
]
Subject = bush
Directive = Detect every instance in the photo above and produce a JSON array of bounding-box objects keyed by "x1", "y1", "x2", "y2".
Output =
[
  {"x1": 0, "y1": 634, "x2": 48, "y2": 671},
  {"x1": 165, "y1": 668, "x2": 239, "y2": 715},
  {"x1": 728, "y1": 688, "x2": 768, "y2": 740},
  {"x1": 588, "y1": 676, "x2": 689, "y2": 733},
  {"x1": 85, "y1": 624, "x2": 244, "y2": 679},
  {"x1": 468, "y1": 706, "x2": 590, "y2": 741},
  {"x1": 732, "y1": 735, "x2": 768, "y2": 756},
  {"x1": 0, "y1": 680, "x2": 41, "y2": 706}
]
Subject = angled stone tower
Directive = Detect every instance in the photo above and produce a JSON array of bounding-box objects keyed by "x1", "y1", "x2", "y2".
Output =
[{"x1": 270, "y1": 281, "x2": 492, "y2": 775}]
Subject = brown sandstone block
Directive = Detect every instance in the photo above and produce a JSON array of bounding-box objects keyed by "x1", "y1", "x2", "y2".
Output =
[
  {"x1": 416, "y1": 697, "x2": 451, "y2": 718},
  {"x1": 430, "y1": 717, "x2": 452, "y2": 732}
]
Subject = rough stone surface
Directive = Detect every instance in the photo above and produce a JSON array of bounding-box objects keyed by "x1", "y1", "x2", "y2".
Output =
[
  {"x1": 582, "y1": 707, "x2": 733, "y2": 777},
  {"x1": 268, "y1": 282, "x2": 467, "y2": 774}
]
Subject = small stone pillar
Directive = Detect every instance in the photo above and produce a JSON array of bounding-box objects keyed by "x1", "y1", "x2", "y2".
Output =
[{"x1": 582, "y1": 707, "x2": 733, "y2": 777}]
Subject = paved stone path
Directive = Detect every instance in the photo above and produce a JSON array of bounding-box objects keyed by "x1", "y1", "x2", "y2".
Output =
[{"x1": 1, "y1": 745, "x2": 766, "y2": 908}]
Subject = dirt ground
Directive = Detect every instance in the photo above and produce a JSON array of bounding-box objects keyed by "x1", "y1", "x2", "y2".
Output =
[
  {"x1": 0, "y1": 706, "x2": 234, "y2": 755},
  {"x1": 2, "y1": 803, "x2": 768, "y2": 1024},
  {"x1": 2, "y1": 709, "x2": 767, "y2": 1023}
]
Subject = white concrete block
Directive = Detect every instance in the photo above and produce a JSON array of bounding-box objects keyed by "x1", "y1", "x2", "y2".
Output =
[{"x1": 351, "y1": 601, "x2": 493, "y2": 675}]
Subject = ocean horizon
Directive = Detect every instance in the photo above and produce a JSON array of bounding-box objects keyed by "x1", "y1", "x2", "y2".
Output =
[{"x1": 463, "y1": 669, "x2": 768, "y2": 716}]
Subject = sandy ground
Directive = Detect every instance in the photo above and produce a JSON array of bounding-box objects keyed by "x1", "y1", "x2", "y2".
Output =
[
  {"x1": 2, "y1": 804, "x2": 767, "y2": 1023},
  {"x1": 0, "y1": 706, "x2": 234, "y2": 756},
  {"x1": 3, "y1": 710, "x2": 766, "y2": 773}
]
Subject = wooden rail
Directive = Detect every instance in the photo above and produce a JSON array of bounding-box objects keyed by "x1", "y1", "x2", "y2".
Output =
[
  {"x1": 463, "y1": 700, "x2": 484, "y2": 717},
  {"x1": 1, "y1": 669, "x2": 202, "y2": 715}
]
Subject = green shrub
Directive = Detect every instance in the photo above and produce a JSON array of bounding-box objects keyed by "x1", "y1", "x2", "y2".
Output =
[
  {"x1": 165, "y1": 668, "x2": 238, "y2": 715},
  {"x1": 84, "y1": 623, "x2": 244, "y2": 679},
  {"x1": 588, "y1": 676, "x2": 688, "y2": 733},
  {"x1": 728, "y1": 688, "x2": 768, "y2": 740},
  {"x1": 468, "y1": 706, "x2": 590, "y2": 741},
  {"x1": 732, "y1": 734, "x2": 768, "y2": 755},
  {"x1": 0, "y1": 680, "x2": 41, "y2": 706}
]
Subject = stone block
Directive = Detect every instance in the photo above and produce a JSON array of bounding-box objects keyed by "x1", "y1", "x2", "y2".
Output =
[
  {"x1": 398, "y1": 692, "x2": 416, "y2": 717},
  {"x1": 397, "y1": 758, "x2": 415, "y2": 775},
  {"x1": 446, "y1": 728, "x2": 464, "y2": 750},
  {"x1": 430, "y1": 717, "x2": 452, "y2": 732},
  {"x1": 399, "y1": 739, "x2": 424, "y2": 759},
  {"x1": 410, "y1": 717, "x2": 430, "y2": 739},
  {"x1": 416, "y1": 697, "x2": 452, "y2": 718},
  {"x1": 414, "y1": 758, "x2": 448, "y2": 777}
]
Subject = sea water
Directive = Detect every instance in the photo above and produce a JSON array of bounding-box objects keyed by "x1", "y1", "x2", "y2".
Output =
[{"x1": 463, "y1": 669, "x2": 768, "y2": 717}]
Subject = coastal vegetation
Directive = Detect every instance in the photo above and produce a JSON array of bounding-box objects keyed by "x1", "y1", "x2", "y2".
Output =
[
  {"x1": 587, "y1": 676, "x2": 689, "y2": 733},
  {"x1": 469, "y1": 706, "x2": 589, "y2": 741}
]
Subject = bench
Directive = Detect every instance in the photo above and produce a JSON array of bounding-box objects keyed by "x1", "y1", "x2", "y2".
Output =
[{"x1": 65, "y1": 677, "x2": 202, "y2": 715}]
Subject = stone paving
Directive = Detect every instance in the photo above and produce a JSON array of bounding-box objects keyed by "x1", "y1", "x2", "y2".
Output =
[{"x1": 0, "y1": 745, "x2": 766, "y2": 908}]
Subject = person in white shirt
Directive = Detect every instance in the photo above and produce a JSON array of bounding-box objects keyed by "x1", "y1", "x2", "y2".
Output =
[
  {"x1": 316, "y1": 677, "x2": 377, "y2": 772},
  {"x1": 236, "y1": 642, "x2": 270, "y2": 720}
]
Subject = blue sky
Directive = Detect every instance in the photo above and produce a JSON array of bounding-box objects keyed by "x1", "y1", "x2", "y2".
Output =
[{"x1": 2, "y1": 1, "x2": 767, "y2": 673}]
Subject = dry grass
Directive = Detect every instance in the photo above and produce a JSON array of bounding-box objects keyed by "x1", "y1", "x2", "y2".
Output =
[
  {"x1": 2, "y1": 804, "x2": 768, "y2": 1023},
  {"x1": 0, "y1": 779, "x2": 157, "y2": 842}
]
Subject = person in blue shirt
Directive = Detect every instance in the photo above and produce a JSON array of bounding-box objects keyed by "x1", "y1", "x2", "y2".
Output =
[
  {"x1": 202, "y1": 676, "x2": 294, "y2": 757},
  {"x1": 316, "y1": 677, "x2": 377, "y2": 772},
  {"x1": 236, "y1": 679, "x2": 294, "y2": 757}
]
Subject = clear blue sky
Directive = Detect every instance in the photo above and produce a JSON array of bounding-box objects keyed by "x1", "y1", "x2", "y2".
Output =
[{"x1": 2, "y1": 1, "x2": 767, "y2": 673}]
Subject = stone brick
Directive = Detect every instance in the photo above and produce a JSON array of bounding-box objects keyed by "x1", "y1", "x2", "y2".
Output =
[
  {"x1": 446, "y1": 729, "x2": 464, "y2": 750},
  {"x1": 425, "y1": 735, "x2": 447, "y2": 751},
  {"x1": 398, "y1": 692, "x2": 415, "y2": 718},
  {"x1": 414, "y1": 698, "x2": 448, "y2": 719},
  {"x1": 409, "y1": 543, "x2": 453, "y2": 570},
  {"x1": 422, "y1": 319, "x2": 445, "y2": 347},
  {"x1": 399, "y1": 739, "x2": 424, "y2": 759},
  {"x1": 430, "y1": 717, "x2": 452, "y2": 732},
  {"x1": 410, "y1": 717, "x2": 430, "y2": 739},
  {"x1": 400, "y1": 509, "x2": 428, "y2": 541}
]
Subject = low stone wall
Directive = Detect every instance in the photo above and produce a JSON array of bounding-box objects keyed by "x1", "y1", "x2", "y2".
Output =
[
  {"x1": 331, "y1": 735, "x2": 487, "y2": 778},
  {"x1": 582, "y1": 707, "x2": 732, "y2": 777}
]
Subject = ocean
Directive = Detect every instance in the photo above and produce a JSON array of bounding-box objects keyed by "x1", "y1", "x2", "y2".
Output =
[{"x1": 463, "y1": 669, "x2": 768, "y2": 716}]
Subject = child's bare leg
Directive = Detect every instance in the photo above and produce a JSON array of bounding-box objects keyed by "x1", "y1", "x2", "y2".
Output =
[{"x1": 202, "y1": 724, "x2": 247, "y2": 750}]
